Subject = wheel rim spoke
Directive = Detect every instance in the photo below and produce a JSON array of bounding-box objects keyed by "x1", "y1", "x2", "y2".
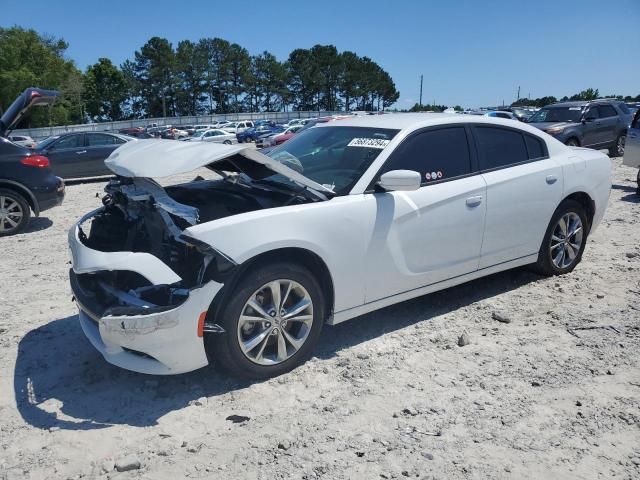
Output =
[
  {"x1": 550, "y1": 212, "x2": 583, "y2": 269},
  {"x1": 237, "y1": 279, "x2": 314, "y2": 366}
]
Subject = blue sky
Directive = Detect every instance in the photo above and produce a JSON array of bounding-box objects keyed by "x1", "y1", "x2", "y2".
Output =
[{"x1": 2, "y1": 0, "x2": 639, "y2": 109}]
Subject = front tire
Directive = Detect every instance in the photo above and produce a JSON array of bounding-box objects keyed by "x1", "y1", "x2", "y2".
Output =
[
  {"x1": 609, "y1": 134, "x2": 625, "y2": 157},
  {"x1": 0, "y1": 189, "x2": 31, "y2": 237},
  {"x1": 209, "y1": 262, "x2": 325, "y2": 379},
  {"x1": 565, "y1": 137, "x2": 580, "y2": 147},
  {"x1": 532, "y1": 199, "x2": 588, "y2": 276},
  {"x1": 223, "y1": 140, "x2": 232, "y2": 145}
]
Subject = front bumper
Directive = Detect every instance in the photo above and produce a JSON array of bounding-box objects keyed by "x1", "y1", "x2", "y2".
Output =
[{"x1": 68, "y1": 209, "x2": 224, "y2": 375}]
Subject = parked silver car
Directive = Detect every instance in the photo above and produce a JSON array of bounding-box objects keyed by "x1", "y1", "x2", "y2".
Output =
[{"x1": 184, "y1": 129, "x2": 237, "y2": 144}]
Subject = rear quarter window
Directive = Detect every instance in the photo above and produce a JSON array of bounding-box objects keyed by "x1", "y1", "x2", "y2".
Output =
[{"x1": 524, "y1": 134, "x2": 547, "y2": 160}]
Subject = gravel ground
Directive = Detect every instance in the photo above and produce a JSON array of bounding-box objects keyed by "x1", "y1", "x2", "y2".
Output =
[{"x1": 0, "y1": 157, "x2": 639, "y2": 480}]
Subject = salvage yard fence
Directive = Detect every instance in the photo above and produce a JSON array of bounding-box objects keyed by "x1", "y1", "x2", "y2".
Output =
[{"x1": 12, "y1": 111, "x2": 345, "y2": 140}]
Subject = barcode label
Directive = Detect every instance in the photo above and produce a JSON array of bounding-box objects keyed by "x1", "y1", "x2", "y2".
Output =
[{"x1": 347, "y1": 138, "x2": 391, "y2": 149}]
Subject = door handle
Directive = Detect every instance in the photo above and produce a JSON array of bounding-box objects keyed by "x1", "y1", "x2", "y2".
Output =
[
  {"x1": 546, "y1": 175, "x2": 558, "y2": 184},
  {"x1": 466, "y1": 196, "x2": 483, "y2": 207},
  {"x1": 76, "y1": 150, "x2": 87, "y2": 154}
]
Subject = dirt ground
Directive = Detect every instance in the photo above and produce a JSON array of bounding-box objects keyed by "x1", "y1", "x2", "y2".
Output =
[{"x1": 0, "y1": 157, "x2": 639, "y2": 480}]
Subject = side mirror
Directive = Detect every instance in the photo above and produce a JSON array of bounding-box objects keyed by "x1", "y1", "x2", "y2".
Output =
[{"x1": 378, "y1": 170, "x2": 422, "y2": 191}]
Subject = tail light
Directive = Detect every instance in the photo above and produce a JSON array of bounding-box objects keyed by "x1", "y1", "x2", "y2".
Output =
[{"x1": 21, "y1": 155, "x2": 50, "y2": 168}]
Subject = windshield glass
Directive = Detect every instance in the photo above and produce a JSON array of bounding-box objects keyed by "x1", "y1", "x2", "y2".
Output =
[
  {"x1": 529, "y1": 106, "x2": 584, "y2": 123},
  {"x1": 264, "y1": 126, "x2": 399, "y2": 195}
]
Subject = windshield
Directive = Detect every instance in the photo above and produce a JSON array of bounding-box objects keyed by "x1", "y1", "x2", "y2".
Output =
[
  {"x1": 264, "y1": 126, "x2": 399, "y2": 195},
  {"x1": 529, "y1": 106, "x2": 584, "y2": 123}
]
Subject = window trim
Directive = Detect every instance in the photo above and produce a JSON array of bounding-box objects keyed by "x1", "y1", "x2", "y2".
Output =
[
  {"x1": 366, "y1": 124, "x2": 477, "y2": 192},
  {"x1": 469, "y1": 123, "x2": 550, "y2": 174}
]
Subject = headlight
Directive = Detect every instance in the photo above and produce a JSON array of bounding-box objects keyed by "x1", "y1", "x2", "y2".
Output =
[{"x1": 545, "y1": 126, "x2": 565, "y2": 134}]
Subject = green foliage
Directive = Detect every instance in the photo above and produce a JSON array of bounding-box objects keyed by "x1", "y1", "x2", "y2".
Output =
[
  {"x1": 84, "y1": 58, "x2": 127, "y2": 121},
  {"x1": 0, "y1": 26, "x2": 81, "y2": 127},
  {"x1": 2, "y1": 27, "x2": 399, "y2": 125}
]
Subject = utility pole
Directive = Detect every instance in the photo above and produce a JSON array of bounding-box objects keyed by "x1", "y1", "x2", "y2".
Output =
[
  {"x1": 517, "y1": 85, "x2": 520, "y2": 101},
  {"x1": 419, "y1": 75, "x2": 423, "y2": 106}
]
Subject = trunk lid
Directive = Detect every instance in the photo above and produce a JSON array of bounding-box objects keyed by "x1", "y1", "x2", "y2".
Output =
[{"x1": 0, "y1": 88, "x2": 59, "y2": 137}]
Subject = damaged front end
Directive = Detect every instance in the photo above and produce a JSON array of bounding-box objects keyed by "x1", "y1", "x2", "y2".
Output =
[
  {"x1": 69, "y1": 177, "x2": 237, "y2": 374},
  {"x1": 69, "y1": 140, "x2": 332, "y2": 374}
]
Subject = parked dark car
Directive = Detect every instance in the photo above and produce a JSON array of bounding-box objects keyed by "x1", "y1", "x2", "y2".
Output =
[
  {"x1": 527, "y1": 100, "x2": 632, "y2": 156},
  {"x1": 237, "y1": 125, "x2": 283, "y2": 143},
  {"x1": 35, "y1": 132, "x2": 135, "y2": 179},
  {"x1": 0, "y1": 87, "x2": 64, "y2": 236}
]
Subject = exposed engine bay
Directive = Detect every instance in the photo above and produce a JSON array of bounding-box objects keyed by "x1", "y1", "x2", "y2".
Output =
[{"x1": 78, "y1": 173, "x2": 319, "y2": 289}]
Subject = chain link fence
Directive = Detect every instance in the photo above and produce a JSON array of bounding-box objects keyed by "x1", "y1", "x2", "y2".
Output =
[{"x1": 12, "y1": 111, "x2": 345, "y2": 140}]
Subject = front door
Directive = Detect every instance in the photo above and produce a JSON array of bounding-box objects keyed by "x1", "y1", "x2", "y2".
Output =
[
  {"x1": 45, "y1": 133, "x2": 86, "y2": 178},
  {"x1": 362, "y1": 126, "x2": 487, "y2": 302},
  {"x1": 581, "y1": 106, "x2": 601, "y2": 147}
]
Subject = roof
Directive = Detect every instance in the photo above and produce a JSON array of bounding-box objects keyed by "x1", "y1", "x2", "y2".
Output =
[{"x1": 315, "y1": 112, "x2": 543, "y2": 135}]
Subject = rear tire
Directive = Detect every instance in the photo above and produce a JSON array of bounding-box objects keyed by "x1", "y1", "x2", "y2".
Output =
[
  {"x1": 532, "y1": 199, "x2": 588, "y2": 276},
  {"x1": 609, "y1": 134, "x2": 625, "y2": 157},
  {"x1": 209, "y1": 262, "x2": 325, "y2": 379},
  {"x1": 0, "y1": 188, "x2": 31, "y2": 237}
]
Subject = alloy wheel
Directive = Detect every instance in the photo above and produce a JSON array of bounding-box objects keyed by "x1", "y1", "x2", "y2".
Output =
[
  {"x1": 550, "y1": 212, "x2": 583, "y2": 269},
  {"x1": 616, "y1": 135, "x2": 626, "y2": 156},
  {"x1": 237, "y1": 279, "x2": 314, "y2": 365},
  {"x1": 0, "y1": 195, "x2": 24, "y2": 233}
]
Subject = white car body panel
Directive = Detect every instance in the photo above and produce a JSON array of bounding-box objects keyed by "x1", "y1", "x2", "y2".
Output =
[{"x1": 69, "y1": 113, "x2": 612, "y2": 373}]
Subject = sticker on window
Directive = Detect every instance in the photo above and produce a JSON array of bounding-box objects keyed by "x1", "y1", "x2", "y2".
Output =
[{"x1": 347, "y1": 138, "x2": 391, "y2": 149}]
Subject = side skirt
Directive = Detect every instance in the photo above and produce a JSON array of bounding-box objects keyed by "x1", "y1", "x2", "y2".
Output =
[{"x1": 328, "y1": 254, "x2": 538, "y2": 325}]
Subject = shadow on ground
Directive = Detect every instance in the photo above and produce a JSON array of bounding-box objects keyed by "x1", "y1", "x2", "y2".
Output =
[
  {"x1": 14, "y1": 268, "x2": 539, "y2": 431},
  {"x1": 23, "y1": 217, "x2": 53, "y2": 234}
]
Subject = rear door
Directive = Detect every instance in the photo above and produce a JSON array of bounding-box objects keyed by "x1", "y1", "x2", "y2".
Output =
[
  {"x1": 474, "y1": 125, "x2": 563, "y2": 268},
  {"x1": 623, "y1": 109, "x2": 640, "y2": 168},
  {"x1": 85, "y1": 133, "x2": 125, "y2": 176},
  {"x1": 44, "y1": 134, "x2": 86, "y2": 178}
]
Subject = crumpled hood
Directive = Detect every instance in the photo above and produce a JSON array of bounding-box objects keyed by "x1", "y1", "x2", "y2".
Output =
[{"x1": 105, "y1": 139, "x2": 334, "y2": 195}]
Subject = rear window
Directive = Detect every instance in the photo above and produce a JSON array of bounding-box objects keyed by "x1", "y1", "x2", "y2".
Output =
[{"x1": 475, "y1": 127, "x2": 528, "y2": 170}]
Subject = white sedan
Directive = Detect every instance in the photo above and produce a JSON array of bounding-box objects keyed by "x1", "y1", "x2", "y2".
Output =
[
  {"x1": 185, "y1": 128, "x2": 237, "y2": 144},
  {"x1": 68, "y1": 114, "x2": 611, "y2": 377}
]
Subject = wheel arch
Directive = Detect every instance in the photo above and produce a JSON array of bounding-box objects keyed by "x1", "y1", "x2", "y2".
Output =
[
  {"x1": 0, "y1": 179, "x2": 39, "y2": 216},
  {"x1": 561, "y1": 191, "x2": 595, "y2": 233},
  {"x1": 208, "y1": 247, "x2": 336, "y2": 325}
]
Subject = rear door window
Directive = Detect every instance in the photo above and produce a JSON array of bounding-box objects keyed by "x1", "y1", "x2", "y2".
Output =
[
  {"x1": 86, "y1": 133, "x2": 118, "y2": 146},
  {"x1": 524, "y1": 134, "x2": 547, "y2": 160},
  {"x1": 475, "y1": 126, "x2": 528, "y2": 170},
  {"x1": 379, "y1": 127, "x2": 472, "y2": 183}
]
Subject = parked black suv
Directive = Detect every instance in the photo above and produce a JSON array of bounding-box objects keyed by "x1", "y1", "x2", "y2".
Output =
[
  {"x1": 0, "y1": 88, "x2": 65, "y2": 236},
  {"x1": 527, "y1": 100, "x2": 632, "y2": 156}
]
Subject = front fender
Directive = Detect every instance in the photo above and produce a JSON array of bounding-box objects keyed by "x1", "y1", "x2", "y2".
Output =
[{"x1": 183, "y1": 197, "x2": 370, "y2": 313}]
